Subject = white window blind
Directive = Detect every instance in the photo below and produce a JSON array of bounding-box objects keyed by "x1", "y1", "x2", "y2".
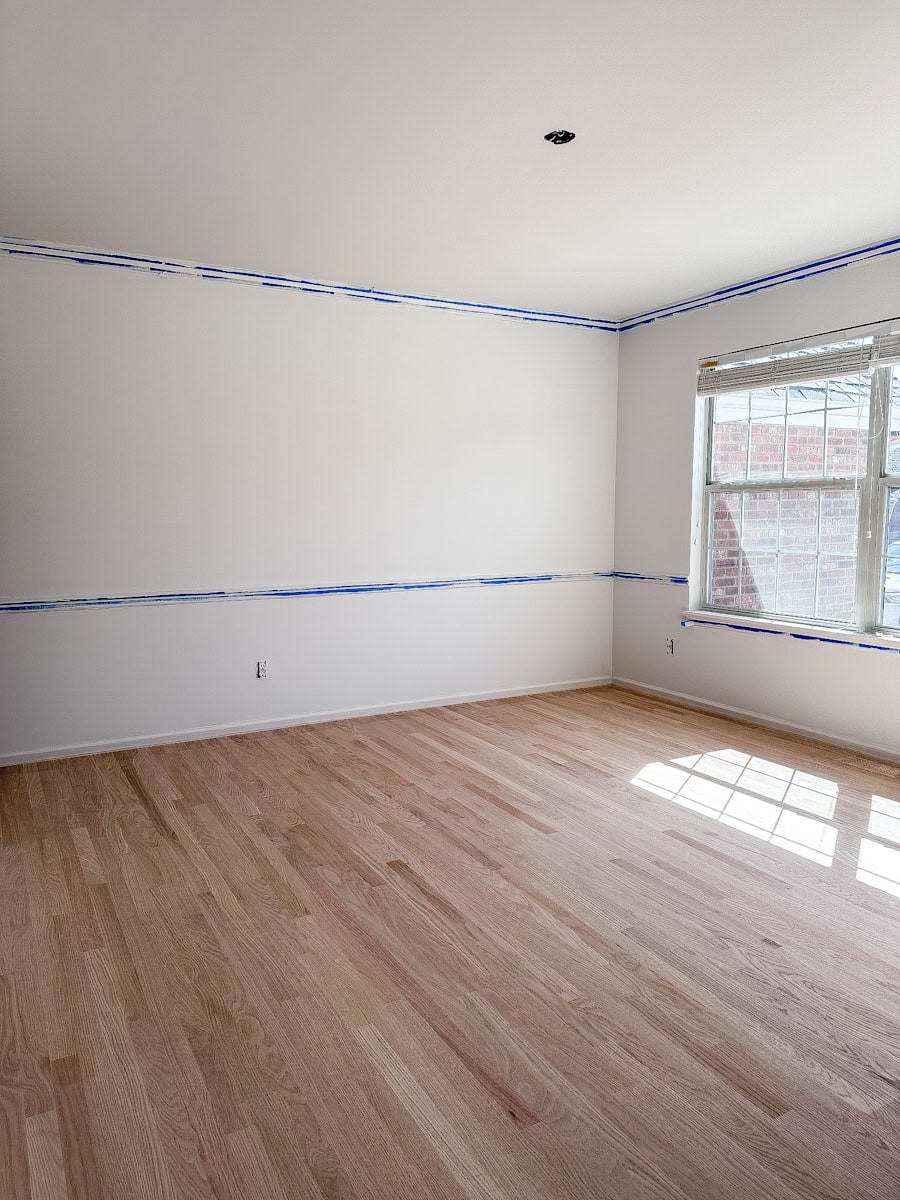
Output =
[{"x1": 697, "y1": 330, "x2": 900, "y2": 396}]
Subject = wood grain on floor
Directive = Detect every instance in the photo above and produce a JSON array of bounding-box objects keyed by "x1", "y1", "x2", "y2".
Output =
[{"x1": 1, "y1": 685, "x2": 899, "y2": 1199}]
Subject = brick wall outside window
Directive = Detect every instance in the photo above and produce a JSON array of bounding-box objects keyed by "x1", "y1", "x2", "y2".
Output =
[
  {"x1": 709, "y1": 424, "x2": 865, "y2": 622},
  {"x1": 712, "y1": 422, "x2": 867, "y2": 481}
]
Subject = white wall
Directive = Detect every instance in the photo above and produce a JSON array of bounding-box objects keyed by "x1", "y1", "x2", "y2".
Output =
[
  {"x1": 0, "y1": 254, "x2": 618, "y2": 761},
  {"x1": 613, "y1": 252, "x2": 900, "y2": 758},
  {"x1": 9, "y1": 245, "x2": 896, "y2": 766}
]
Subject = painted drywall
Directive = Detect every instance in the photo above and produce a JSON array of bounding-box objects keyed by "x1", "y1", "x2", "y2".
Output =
[
  {"x1": 0, "y1": 253, "x2": 617, "y2": 761},
  {"x1": 613, "y1": 251, "x2": 900, "y2": 758}
]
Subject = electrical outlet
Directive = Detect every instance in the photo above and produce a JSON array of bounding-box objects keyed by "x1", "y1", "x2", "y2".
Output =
[
  {"x1": 665, "y1": 638, "x2": 674, "y2": 656},
  {"x1": 257, "y1": 659, "x2": 267, "y2": 679}
]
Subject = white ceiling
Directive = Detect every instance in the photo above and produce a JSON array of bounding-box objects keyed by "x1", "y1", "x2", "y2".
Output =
[{"x1": 2, "y1": 0, "x2": 899, "y2": 319}]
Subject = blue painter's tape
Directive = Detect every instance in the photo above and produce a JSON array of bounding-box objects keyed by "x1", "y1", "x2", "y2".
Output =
[
  {"x1": 0, "y1": 238, "x2": 618, "y2": 331},
  {"x1": 618, "y1": 236, "x2": 900, "y2": 331},
  {"x1": 623, "y1": 235, "x2": 900, "y2": 324},
  {"x1": 613, "y1": 571, "x2": 689, "y2": 585},
  {"x1": 3, "y1": 569, "x2": 704, "y2": 613},
  {"x1": 1, "y1": 237, "x2": 618, "y2": 325},
  {"x1": 338, "y1": 284, "x2": 608, "y2": 325},
  {"x1": 5, "y1": 233, "x2": 896, "y2": 333},
  {"x1": 0, "y1": 570, "x2": 616, "y2": 614},
  {"x1": 680, "y1": 616, "x2": 900, "y2": 655}
]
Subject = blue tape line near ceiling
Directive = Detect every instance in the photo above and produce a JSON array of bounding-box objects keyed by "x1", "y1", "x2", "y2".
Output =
[
  {"x1": 0, "y1": 239, "x2": 617, "y2": 331},
  {"x1": 2, "y1": 234, "x2": 898, "y2": 332},
  {"x1": 617, "y1": 234, "x2": 900, "y2": 330}
]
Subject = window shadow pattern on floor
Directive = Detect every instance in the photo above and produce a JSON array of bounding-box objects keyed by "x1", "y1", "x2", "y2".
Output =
[{"x1": 631, "y1": 748, "x2": 900, "y2": 897}]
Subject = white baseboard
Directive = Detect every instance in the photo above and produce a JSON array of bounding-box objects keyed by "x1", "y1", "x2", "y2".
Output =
[
  {"x1": 612, "y1": 676, "x2": 900, "y2": 765},
  {"x1": 9, "y1": 672, "x2": 892, "y2": 768},
  {"x1": 0, "y1": 675, "x2": 612, "y2": 766}
]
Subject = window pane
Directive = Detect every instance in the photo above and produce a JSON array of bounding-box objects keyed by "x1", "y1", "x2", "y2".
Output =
[
  {"x1": 776, "y1": 488, "x2": 859, "y2": 623},
  {"x1": 776, "y1": 489, "x2": 818, "y2": 618},
  {"x1": 885, "y1": 370, "x2": 900, "y2": 627},
  {"x1": 820, "y1": 487, "x2": 859, "y2": 555},
  {"x1": 710, "y1": 394, "x2": 749, "y2": 481},
  {"x1": 706, "y1": 485, "x2": 858, "y2": 624},
  {"x1": 825, "y1": 375, "x2": 870, "y2": 476},
  {"x1": 817, "y1": 556, "x2": 856, "y2": 624},
  {"x1": 709, "y1": 493, "x2": 741, "y2": 606},
  {"x1": 815, "y1": 490, "x2": 858, "y2": 624},
  {"x1": 742, "y1": 491, "x2": 778, "y2": 550},
  {"x1": 711, "y1": 374, "x2": 869, "y2": 485},
  {"x1": 773, "y1": 552, "x2": 816, "y2": 616},
  {"x1": 778, "y1": 489, "x2": 818, "y2": 551},
  {"x1": 748, "y1": 388, "x2": 786, "y2": 480},
  {"x1": 741, "y1": 551, "x2": 777, "y2": 612},
  {"x1": 888, "y1": 368, "x2": 900, "y2": 476},
  {"x1": 784, "y1": 384, "x2": 825, "y2": 477},
  {"x1": 882, "y1": 486, "x2": 900, "y2": 629}
]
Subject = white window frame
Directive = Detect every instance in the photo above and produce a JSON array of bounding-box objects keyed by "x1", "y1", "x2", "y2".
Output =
[{"x1": 690, "y1": 321, "x2": 900, "y2": 637}]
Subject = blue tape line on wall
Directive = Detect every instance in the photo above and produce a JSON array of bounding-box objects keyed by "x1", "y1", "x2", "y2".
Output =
[
  {"x1": 681, "y1": 616, "x2": 900, "y2": 655},
  {"x1": 0, "y1": 569, "x2": 700, "y2": 614},
  {"x1": 613, "y1": 571, "x2": 689, "y2": 586},
  {"x1": 0, "y1": 570, "x2": 618, "y2": 614}
]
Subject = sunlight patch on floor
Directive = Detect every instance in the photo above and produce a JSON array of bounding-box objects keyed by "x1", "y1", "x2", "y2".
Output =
[
  {"x1": 632, "y1": 749, "x2": 838, "y2": 866},
  {"x1": 632, "y1": 752, "x2": 900, "y2": 896},
  {"x1": 857, "y1": 797, "x2": 900, "y2": 897}
]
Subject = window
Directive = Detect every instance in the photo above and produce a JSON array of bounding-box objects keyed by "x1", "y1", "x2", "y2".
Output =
[{"x1": 696, "y1": 324, "x2": 900, "y2": 632}]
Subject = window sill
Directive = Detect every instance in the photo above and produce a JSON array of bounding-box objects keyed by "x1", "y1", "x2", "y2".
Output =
[{"x1": 681, "y1": 609, "x2": 900, "y2": 654}]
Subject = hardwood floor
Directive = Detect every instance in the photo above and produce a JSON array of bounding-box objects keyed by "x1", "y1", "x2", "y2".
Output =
[{"x1": 2, "y1": 685, "x2": 900, "y2": 1199}]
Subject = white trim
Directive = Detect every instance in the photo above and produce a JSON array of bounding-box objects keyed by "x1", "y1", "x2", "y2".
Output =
[
  {"x1": 855, "y1": 369, "x2": 885, "y2": 626},
  {"x1": 707, "y1": 476, "x2": 866, "y2": 494},
  {"x1": 611, "y1": 678, "x2": 900, "y2": 765},
  {"x1": 0, "y1": 676, "x2": 612, "y2": 766},
  {"x1": 689, "y1": 395, "x2": 710, "y2": 612}
]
